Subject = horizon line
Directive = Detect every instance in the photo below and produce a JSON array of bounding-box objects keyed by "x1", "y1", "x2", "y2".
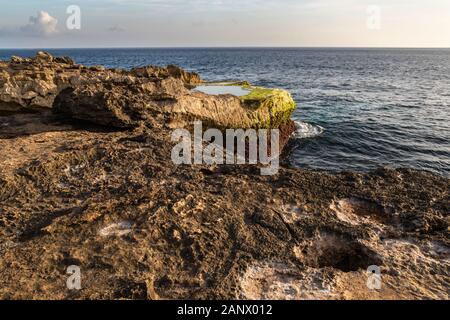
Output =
[{"x1": 1, "y1": 46, "x2": 450, "y2": 50}]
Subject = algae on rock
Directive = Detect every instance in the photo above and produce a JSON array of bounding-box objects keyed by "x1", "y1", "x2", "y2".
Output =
[
  {"x1": 192, "y1": 82, "x2": 297, "y2": 130},
  {"x1": 240, "y1": 86, "x2": 297, "y2": 129}
]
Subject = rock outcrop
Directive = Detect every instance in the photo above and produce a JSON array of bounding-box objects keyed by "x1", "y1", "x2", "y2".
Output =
[
  {"x1": 52, "y1": 79, "x2": 297, "y2": 152},
  {"x1": 1, "y1": 52, "x2": 297, "y2": 150},
  {"x1": 53, "y1": 78, "x2": 296, "y2": 130},
  {"x1": 0, "y1": 51, "x2": 201, "y2": 112},
  {"x1": 53, "y1": 77, "x2": 189, "y2": 128},
  {"x1": 131, "y1": 65, "x2": 202, "y2": 85}
]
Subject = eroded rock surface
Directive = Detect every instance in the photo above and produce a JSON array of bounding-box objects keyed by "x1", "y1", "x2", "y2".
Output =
[
  {"x1": 52, "y1": 76, "x2": 297, "y2": 132},
  {"x1": 0, "y1": 112, "x2": 448, "y2": 300},
  {"x1": 1, "y1": 52, "x2": 297, "y2": 142},
  {"x1": 0, "y1": 51, "x2": 201, "y2": 112}
]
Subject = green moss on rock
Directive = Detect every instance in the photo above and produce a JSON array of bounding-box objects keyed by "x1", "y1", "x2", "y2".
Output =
[
  {"x1": 194, "y1": 81, "x2": 297, "y2": 129},
  {"x1": 241, "y1": 86, "x2": 297, "y2": 128}
]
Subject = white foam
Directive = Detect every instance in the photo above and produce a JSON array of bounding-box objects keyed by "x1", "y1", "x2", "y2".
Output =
[{"x1": 294, "y1": 121, "x2": 324, "y2": 139}]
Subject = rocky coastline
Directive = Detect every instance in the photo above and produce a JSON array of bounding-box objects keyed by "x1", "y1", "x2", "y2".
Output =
[{"x1": 0, "y1": 53, "x2": 448, "y2": 300}]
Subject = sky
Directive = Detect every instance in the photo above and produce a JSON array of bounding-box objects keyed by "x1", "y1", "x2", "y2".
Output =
[{"x1": 0, "y1": 0, "x2": 449, "y2": 48}]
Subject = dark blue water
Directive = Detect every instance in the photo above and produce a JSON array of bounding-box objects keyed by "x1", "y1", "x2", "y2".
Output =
[{"x1": 1, "y1": 48, "x2": 449, "y2": 177}]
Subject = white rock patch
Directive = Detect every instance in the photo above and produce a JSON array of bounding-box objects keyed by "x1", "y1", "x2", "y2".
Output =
[{"x1": 99, "y1": 221, "x2": 133, "y2": 237}]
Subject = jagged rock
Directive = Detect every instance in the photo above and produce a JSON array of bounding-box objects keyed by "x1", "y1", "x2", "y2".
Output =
[
  {"x1": 131, "y1": 64, "x2": 202, "y2": 85},
  {"x1": 10, "y1": 56, "x2": 31, "y2": 64},
  {"x1": 54, "y1": 56, "x2": 75, "y2": 65},
  {"x1": 53, "y1": 77, "x2": 189, "y2": 128},
  {"x1": 0, "y1": 52, "x2": 202, "y2": 111},
  {"x1": 50, "y1": 59, "x2": 297, "y2": 152},
  {"x1": 53, "y1": 77, "x2": 297, "y2": 138},
  {"x1": 35, "y1": 51, "x2": 54, "y2": 63},
  {"x1": 1, "y1": 52, "x2": 296, "y2": 145}
]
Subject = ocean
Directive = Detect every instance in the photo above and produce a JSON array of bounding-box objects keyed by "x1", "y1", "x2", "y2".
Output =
[{"x1": 1, "y1": 48, "x2": 449, "y2": 177}]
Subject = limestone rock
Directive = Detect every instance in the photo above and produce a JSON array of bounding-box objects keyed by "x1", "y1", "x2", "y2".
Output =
[
  {"x1": 53, "y1": 77, "x2": 297, "y2": 135},
  {"x1": 131, "y1": 64, "x2": 202, "y2": 85},
  {"x1": 2, "y1": 52, "x2": 297, "y2": 152},
  {"x1": 53, "y1": 77, "x2": 189, "y2": 128},
  {"x1": 0, "y1": 52, "x2": 202, "y2": 111}
]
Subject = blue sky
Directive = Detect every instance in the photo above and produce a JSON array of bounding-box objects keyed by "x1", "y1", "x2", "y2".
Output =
[{"x1": 0, "y1": 0, "x2": 449, "y2": 48}]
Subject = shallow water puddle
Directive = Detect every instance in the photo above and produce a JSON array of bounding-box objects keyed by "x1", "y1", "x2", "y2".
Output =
[{"x1": 194, "y1": 85, "x2": 250, "y2": 97}]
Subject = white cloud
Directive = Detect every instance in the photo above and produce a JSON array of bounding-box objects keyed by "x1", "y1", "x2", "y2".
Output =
[{"x1": 20, "y1": 11, "x2": 58, "y2": 37}]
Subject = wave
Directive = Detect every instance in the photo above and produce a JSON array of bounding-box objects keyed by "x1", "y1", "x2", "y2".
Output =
[{"x1": 294, "y1": 121, "x2": 324, "y2": 139}]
